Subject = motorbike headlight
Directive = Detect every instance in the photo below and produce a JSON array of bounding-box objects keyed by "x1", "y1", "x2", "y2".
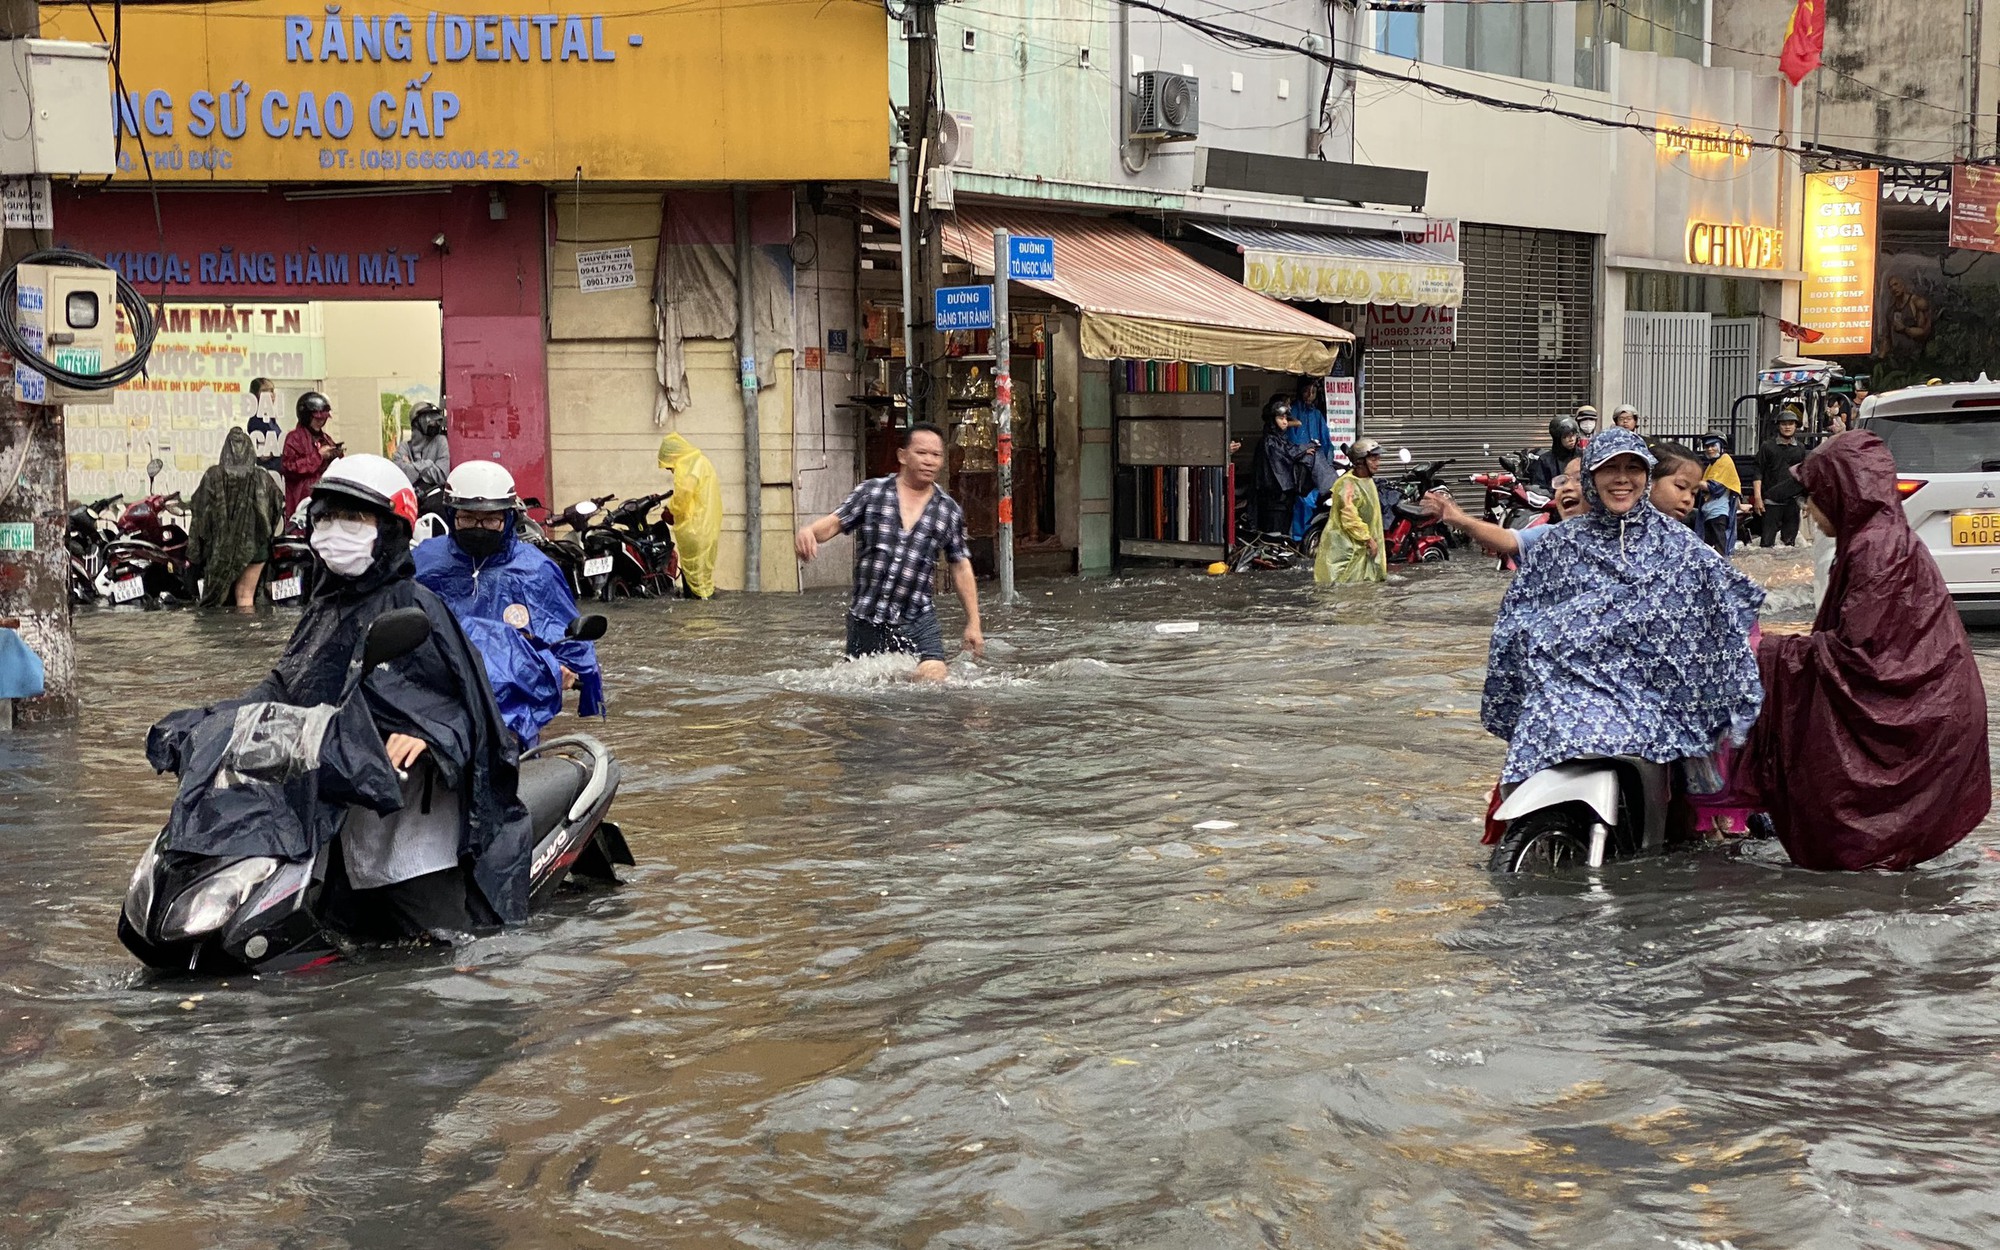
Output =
[
  {"x1": 122, "y1": 838, "x2": 162, "y2": 930},
  {"x1": 161, "y1": 858, "x2": 279, "y2": 941}
]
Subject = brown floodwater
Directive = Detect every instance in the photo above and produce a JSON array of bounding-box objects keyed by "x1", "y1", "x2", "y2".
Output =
[{"x1": 4, "y1": 551, "x2": 1999, "y2": 1249}]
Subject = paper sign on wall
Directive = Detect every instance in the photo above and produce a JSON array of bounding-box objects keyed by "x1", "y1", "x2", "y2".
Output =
[
  {"x1": 1366, "y1": 303, "x2": 1457, "y2": 351},
  {"x1": 2, "y1": 178, "x2": 52, "y2": 230},
  {"x1": 577, "y1": 246, "x2": 637, "y2": 293},
  {"x1": 1325, "y1": 376, "x2": 1359, "y2": 460}
]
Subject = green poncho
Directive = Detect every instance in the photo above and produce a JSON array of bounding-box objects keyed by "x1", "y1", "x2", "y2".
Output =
[
  {"x1": 188, "y1": 428, "x2": 283, "y2": 607},
  {"x1": 1313, "y1": 471, "x2": 1387, "y2": 584}
]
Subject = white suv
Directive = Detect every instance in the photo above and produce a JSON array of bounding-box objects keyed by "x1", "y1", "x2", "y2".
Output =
[{"x1": 1860, "y1": 379, "x2": 2000, "y2": 620}]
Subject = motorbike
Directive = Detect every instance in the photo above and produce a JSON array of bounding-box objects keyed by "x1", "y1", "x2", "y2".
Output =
[
  {"x1": 531, "y1": 495, "x2": 607, "y2": 599},
  {"x1": 263, "y1": 500, "x2": 316, "y2": 606},
  {"x1": 1376, "y1": 453, "x2": 1455, "y2": 565},
  {"x1": 583, "y1": 493, "x2": 680, "y2": 601},
  {"x1": 1470, "y1": 448, "x2": 1561, "y2": 570},
  {"x1": 1485, "y1": 756, "x2": 1674, "y2": 873},
  {"x1": 118, "y1": 609, "x2": 630, "y2": 975},
  {"x1": 66, "y1": 493, "x2": 123, "y2": 605},
  {"x1": 103, "y1": 460, "x2": 197, "y2": 608}
]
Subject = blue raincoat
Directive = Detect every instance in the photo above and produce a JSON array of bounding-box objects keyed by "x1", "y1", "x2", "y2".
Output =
[
  {"x1": 413, "y1": 519, "x2": 605, "y2": 746},
  {"x1": 1481, "y1": 428, "x2": 1765, "y2": 784}
]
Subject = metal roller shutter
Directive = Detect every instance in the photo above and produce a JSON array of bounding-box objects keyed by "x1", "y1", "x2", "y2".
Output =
[{"x1": 1360, "y1": 225, "x2": 1598, "y2": 484}]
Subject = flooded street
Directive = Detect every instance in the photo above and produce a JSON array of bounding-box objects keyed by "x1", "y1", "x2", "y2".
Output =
[{"x1": 6, "y1": 556, "x2": 2000, "y2": 1249}]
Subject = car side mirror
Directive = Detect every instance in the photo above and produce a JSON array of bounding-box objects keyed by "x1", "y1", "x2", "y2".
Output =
[
  {"x1": 566, "y1": 614, "x2": 608, "y2": 643},
  {"x1": 362, "y1": 607, "x2": 432, "y2": 672}
]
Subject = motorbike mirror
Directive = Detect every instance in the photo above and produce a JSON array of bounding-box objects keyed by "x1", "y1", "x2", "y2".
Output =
[
  {"x1": 1482, "y1": 442, "x2": 1492, "y2": 455},
  {"x1": 361, "y1": 607, "x2": 432, "y2": 672},
  {"x1": 522, "y1": 496, "x2": 543, "y2": 510},
  {"x1": 566, "y1": 614, "x2": 608, "y2": 643},
  {"x1": 146, "y1": 457, "x2": 164, "y2": 485},
  {"x1": 1398, "y1": 448, "x2": 1412, "y2": 464}
]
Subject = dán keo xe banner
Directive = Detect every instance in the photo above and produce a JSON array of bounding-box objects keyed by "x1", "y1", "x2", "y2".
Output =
[{"x1": 39, "y1": 0, "x2": 887, "y2": 182}]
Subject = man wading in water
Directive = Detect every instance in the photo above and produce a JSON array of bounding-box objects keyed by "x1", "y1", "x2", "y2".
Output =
[{"x1": 795, "y1": 422, "x2": 984, "y2": 681}]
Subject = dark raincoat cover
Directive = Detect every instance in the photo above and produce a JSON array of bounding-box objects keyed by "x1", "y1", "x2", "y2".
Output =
[
  {"x1": 149, "y1": 529, "x2": 535, "y2": 921},
  {"x1": 1742, "y1": 431, "x2": 1990, "y2": 870},
  {"x1": 1482, "y1": 429, "x2": 1767, "y2": 783},
  {"x1": 188, "y1": 429, "x2": 283, "y2": 607},
  {"x1": 412, "y1": 521, "x2": 604, "y2": 745}
]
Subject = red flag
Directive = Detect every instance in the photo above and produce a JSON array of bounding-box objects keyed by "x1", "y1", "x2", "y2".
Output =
[
  {"x1": 1779, "y1": 318, "x2": 1825, "y2": 344},
  {"x1": 1780, "y1": 0, "x2": 1826, "y2": 86}
]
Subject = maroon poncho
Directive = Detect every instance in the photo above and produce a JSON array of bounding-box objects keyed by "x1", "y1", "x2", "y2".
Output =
[{"x1": 1744, "y1": 431, "x2": 1991, "y2": 870}]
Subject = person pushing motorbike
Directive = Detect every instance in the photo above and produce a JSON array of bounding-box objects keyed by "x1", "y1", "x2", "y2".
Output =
[{"x1": 413, "y1": 462, "x2": 604, "y2": 746}]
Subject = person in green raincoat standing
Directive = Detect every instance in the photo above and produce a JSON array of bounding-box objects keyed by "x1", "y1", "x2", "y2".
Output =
[
  {"x1": 189, "y1": 427, "x2": 284, "y2": 608},
  {"x1": 1314, "y1": 438, "x2": 1387, "y2": 584}
]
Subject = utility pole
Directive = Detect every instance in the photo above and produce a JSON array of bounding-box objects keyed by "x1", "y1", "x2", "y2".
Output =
[
  {"x1": 991, "y1": 230, "x2": 1015, "y2": 605},
  {"x1": 905, "y1": 0, "x2": 943, "y2": 426},
  {"x1": 0, "y1": 0, "x2": 76, "y2": 723},
  {"x1": 732, "y1": 185, "x2": 762, "y2": 592}
]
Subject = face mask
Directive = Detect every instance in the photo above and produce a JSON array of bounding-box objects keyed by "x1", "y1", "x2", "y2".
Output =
[
  {"x1": 311, "y1": 517, "x2": 379, "y2": 578},
  {"x1": 453, "y1": 526, "x2": 507, "y2": 562}
]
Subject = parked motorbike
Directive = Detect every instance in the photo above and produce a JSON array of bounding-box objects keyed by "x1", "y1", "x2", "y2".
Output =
[
  {"x1": 262, "y1": 500, "x2": 316, "y2": 606},
  {"x1": 66, "y1": 493, "x2": 123, "y2": 605},
  {"x1": 118, "y1": 609, "x2": 630, "y2": 975},
  {"x1": 1469, "y1": 447, "x2": 1561, "y2": 570},
  {"x1": 530, "y1": 495, "x2": 607, "y2": 599},
  {"x1": 103, "y1": 460, "x2": 197, "y2": 608},
  {"x1": 583, "y1": 493, "x2": 680, "y2": 601},
  {"x1": 1375, "y1": 452, "x2": 1455, "y2": 565},
  {"x1": 1484, "y1": 756, "x2": 1674, "y2": 873}
]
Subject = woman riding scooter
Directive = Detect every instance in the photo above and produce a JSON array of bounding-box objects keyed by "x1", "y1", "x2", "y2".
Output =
[{"x1": 230, "y1": 455, "x2": 532, "y2": 939}]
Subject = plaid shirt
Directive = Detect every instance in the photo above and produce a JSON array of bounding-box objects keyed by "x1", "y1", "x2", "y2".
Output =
[{"x1": 835, "y1": 474, "x2": 970, "y2": 625}]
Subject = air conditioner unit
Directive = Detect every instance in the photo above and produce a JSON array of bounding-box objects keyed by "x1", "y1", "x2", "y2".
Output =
[
  {"x1": 936, "y1": 110, "x2": 976, "y2": 167},
  {"x1": 1133, "y1": 70, "x2": 1199, "y2": 141}
]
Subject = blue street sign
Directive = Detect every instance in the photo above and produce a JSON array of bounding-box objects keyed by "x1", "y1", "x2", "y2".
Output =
[
  {"x1": 935, "y1": 284, "x2": 994, "y2": 332},
  {"x1": 1007, "y1": 235, "x2": 1056, "y2": 281}
]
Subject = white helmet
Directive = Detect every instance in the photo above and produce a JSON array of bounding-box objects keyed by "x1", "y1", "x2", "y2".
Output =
[
  {"x1": 445, "y1": 461, "x2": 519, "y2": 512},
  {"x1": 313, "y1": 454, "x2": 419, "y2": 526}
]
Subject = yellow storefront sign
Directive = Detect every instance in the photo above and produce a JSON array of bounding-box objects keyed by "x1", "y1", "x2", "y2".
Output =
[
  {"x1": 1243, "y1": 251, "x2": 1463, "y2": 308},
  {"x1": 39, "y1": 0, "x2": 887, "y2": 183}
]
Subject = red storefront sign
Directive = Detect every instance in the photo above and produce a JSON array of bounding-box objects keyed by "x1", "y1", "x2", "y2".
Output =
[
  {"x1": 53, "y1": 185, "x2": 551, "y2": 498},
  {"x1": 1949, "y1": 164, "x2": 2000, "y2": 254}
]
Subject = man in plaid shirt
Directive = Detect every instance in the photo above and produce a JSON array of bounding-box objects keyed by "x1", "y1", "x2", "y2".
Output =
[{"x1": 795, "y1": 422, "x2": 985, "y2": 681}]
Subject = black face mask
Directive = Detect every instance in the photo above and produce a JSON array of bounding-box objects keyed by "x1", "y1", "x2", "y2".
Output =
[{"x1": 454, "y1": 527, "x2": 507, "y2": 562}]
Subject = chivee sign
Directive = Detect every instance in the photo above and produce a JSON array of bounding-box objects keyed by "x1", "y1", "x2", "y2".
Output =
[{"x1": 38, "y1": 0, "x2": 887, "y2": 182}]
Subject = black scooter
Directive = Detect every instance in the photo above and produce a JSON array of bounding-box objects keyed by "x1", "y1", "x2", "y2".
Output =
[{"x1": 118, "y1": 610, "x2": 629, "y2": 974}]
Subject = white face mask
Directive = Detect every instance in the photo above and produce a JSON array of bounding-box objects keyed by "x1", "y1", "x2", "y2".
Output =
[{"x1": 311, "y1": 516, "x2": 379, "y2": 578}]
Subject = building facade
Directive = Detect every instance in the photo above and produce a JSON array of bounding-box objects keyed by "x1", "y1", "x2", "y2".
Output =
[{"x1": 41, "y1": 0, "x2": 888, "y2": 593}]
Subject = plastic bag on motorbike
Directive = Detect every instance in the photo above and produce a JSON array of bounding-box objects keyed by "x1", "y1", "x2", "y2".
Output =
[{"x1": 657, "y1": 432, "x2": 722, "y2": 599}]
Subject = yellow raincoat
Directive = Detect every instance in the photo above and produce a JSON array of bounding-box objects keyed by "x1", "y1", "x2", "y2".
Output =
[
  {"x1": 1314, "y1": 472, "x2": 1387, "y2": 584},
  {"x1": 657, "y1": 432, "x2": 723, "y2": 599},
  {"x1": 1703, "y1": 449, "x2": 1743, "y2": 496}
]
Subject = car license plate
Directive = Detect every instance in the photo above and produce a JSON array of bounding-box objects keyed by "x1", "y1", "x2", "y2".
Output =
[
  {"x1": 1951, "y1": 512, "x2": 2000, "y2": 547},
  {"x1": 268, "y1": 575, "x2": 302, "y2": 601},
  {"x1": 111, "y1": 576, "x2": 145, "y2": 603},
  {"x1": 583, "y1": 556, "x2": 614, "y2": 577}
]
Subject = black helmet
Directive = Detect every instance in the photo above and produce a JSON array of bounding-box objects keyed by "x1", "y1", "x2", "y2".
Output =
[
  {"x1": 297, "y1": 391, "x2": 332, "y2": 425},
  {"x1": 1549, "y1": 415, "x2": 1579, "y2": 444},
  {"x1": 412, "y1": 402, "x2": 445, "y2": 437}
]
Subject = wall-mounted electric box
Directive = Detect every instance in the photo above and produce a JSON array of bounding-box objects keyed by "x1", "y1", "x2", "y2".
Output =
[
  {"x1": 11, "y1": 263, "x2": 119, "y2": 406},
  {"x1": 0, "y1": 39, "x2": 116, "y2": 177}
]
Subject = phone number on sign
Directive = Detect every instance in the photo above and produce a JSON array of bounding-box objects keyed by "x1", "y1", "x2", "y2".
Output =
[{"x1": 319, "y1": 148, "x2": 524, "y2": 171}]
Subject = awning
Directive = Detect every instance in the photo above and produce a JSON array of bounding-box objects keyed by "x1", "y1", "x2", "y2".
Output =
[
  {"x1": 869, "y1": 205, "x2": 1351, "y2": 374},
  {"x1": 1190, "y1": 222, "x2": 1465, "y2": 309}
]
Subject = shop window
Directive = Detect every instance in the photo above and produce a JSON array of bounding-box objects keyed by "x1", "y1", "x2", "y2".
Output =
[
  {"x1": 1587, "y1": 0, "x2": 1707, "y2": 69},
  {"x1": 1625, "y1": 272, "x2": 1759, "y2": 317},
  {"x1": 1440, "y1": 1, "x2": 1562, "y2": 85}
]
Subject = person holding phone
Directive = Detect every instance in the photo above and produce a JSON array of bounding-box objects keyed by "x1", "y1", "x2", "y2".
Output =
[{"x1": 282, "y1": 391, "x2": 344, "y2": 515}]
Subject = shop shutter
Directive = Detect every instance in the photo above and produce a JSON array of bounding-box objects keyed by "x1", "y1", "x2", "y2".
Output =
[{"x1": 1359, "y1": 225, "x2": 1597, "y2": 480}]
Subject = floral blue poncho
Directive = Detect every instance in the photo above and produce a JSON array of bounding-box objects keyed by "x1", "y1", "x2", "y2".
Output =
[{"x1": 1481, "y1": 429, "x2": 1765, "y2": 783}]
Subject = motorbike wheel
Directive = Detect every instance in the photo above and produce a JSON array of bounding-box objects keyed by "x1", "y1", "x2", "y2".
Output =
[
  {"x1": 1419, "y1": 544, "x2": 1449, "y2": 564},
  {"x1": 1490, "y1": 810, "x2": 1593, "y2": 873}
]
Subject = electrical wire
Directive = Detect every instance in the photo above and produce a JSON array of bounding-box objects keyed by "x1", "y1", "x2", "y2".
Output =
[
  {"x1": 1124, "y1": 0, "x2": 1954, "y2": 168},
  {"x1": 0, "y1": 250, "x2": 159, "y2": 391}
]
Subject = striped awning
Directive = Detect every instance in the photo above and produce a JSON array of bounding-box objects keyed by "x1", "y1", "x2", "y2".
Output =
[
  {"x1": 869, "y1": 205, "x2": 1351, "y2": 373},
  {"x1": 1190, "y1": 221, "x2": 1465, "y2": 309}
]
